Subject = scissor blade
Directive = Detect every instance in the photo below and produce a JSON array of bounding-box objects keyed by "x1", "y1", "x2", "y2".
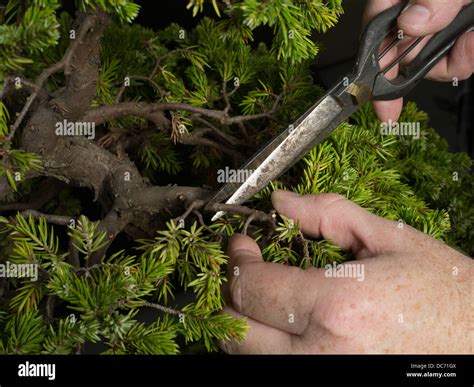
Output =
[{"x1": 210, "y1": 93, "x2": 346, "y2": 221}]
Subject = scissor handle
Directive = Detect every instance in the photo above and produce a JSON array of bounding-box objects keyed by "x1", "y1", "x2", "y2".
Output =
[{"x1": 355, "y1": 1, "x2": 474, "y2": 101}]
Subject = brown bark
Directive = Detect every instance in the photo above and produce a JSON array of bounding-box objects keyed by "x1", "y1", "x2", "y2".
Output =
[{"x1": 0, "y1": 9, "x2": 209, "y2": 262}]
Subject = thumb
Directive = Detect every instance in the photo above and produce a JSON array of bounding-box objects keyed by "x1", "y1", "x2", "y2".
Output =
[
  {"x1": 271, "y1": 191, "x2": 406, "y2": 258},
  {"x1": 397, "y1": 0, "x2": 470, "y2": 36}
]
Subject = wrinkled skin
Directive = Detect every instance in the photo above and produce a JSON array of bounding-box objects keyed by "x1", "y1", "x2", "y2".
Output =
[
  {"x1": 220, "y1": 0, "x2": 474, "y2": 355},
  {"x1": 221, "y1": 191, "x2": 473, "y2": 354}
]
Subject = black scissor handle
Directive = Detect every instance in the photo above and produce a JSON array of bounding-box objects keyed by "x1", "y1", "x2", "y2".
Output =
[{"x1": 355, "y1": 1, "x2": 474, "y2": 101}]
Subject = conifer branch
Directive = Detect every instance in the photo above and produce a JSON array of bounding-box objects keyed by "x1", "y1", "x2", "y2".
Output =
[
  {"x1": 222, "y1": 78, "x2": 239, "y2": 115},
  {"x1": 174, "y1": 198, "x2": 276, "y2": 227},
  {"x1": 3, "y1": 77, "x2": 53, "y2": 100},
  {"x1": 179, "y1": 128, "x2": 244, "y2": 161},
  {"x1": 192, "y1": 209, "x2": 224, "y2": 242},
  {"x1": 6, "y1": 12, "x2": 98, "y2": 143},
  {"x1": 142, "y1": 302, "x2": 182, "y2": 316},
  {"x1": 20, "y1": 210, "x2": 71, "y2": 226},
  {"x1": 190, "y1": 115, "x2": 246, "y2": 146},
  {"x1": 82, "y1": 96, "x2": 282, "y2": 127},
  {"x1": 115, "y1": 75, "x2": 166, "y2": 103},
  {"x1": 242, "y1": 213, "x2": 256, "y2": 235}
]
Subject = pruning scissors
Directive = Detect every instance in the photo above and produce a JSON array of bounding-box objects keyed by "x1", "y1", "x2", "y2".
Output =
[{"x1": 207, "y1": 1, "x2": 474, "y2": 220}]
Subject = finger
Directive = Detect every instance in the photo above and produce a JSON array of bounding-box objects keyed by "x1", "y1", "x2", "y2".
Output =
[
  {"x1": 371, "y1": 16, "x2": 405, "y2": 122},
  {"x1": 372, "y1": 98, "x2": 404, "y2": 122},
  {"x1": 397, "y1": 0, "x2": 470, "y2": 37},
  {"x1": 425, "y1": 31, "x2": 474, "y2": 81},
  {"x1": 226, "y1": 233, "x2": 325, "y2": 335},
  {"x1": 271, "y1": 191, "x2": 407, "y2": 258},
  {"x1": 362, "y1": 0, "x2": 401, "y2": 27},
  {"x1": 219, "y1": 306, "x2": 295, "y2": 354}
]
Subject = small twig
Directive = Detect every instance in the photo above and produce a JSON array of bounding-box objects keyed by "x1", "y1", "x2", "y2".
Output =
[
  {"x1": 191, "y1": 115, "x2": 246, "y2": 146},
  {"x1": 298, "y1": 231, "x2": 311, "y2": 266},
  {"x1": 45, "y1": 296, "x2": 57, "y2": 321},
  {"x1": 75, "y1": 263, "x2": 104, "y2": 274},
  {"x1": 159, "y1": 47, "x2": 195, "y2": 62},
  {"x1": 173, "y1": 198, "x2": 275, "y2": 238},
  {"x1": 115, "y1": 83, "x2": 127, "y2": 103},
  {"x1": 177, "y1": 198, "x2": 275, "y2": 225},
  {"x1": 238, "y1": 122, "x2": 249, "y2": 139},
  {"x1": 142, "y1": 301, "x2": 182, "y2": 316},
  {"x1": 222, "y1": 79, "x2": 240, "y2": 115},
  {"x1": 68, "y1": 237, "x2": 80, "y2": 268},
  {"x1": 82, "y1": 93, "x2": 283, "y2": 130},
  {"x1": 180, "y1": 129, "x2": 244, "y2": 161},
  {"x1": 223, "y1": 91, "x2": 283, "y2": 125},
  {"x1": 173, "y1": 199, "x2": 201, "y2": 225},
  {"x1": 3, "y1": 76, "x2": 53, "y2": 99},
  {"x1": 242, "y1": 213, "x2": 256, "y2": 235},
  {"x1": 20, "y1": 209, "x2": 72, "y2": 226},
  {"x1": 192, "y1": 209, "x2": 223, "y2": 243},
  {"x1": 115, "y1": 75, "x2": 166, "y2": 103}
]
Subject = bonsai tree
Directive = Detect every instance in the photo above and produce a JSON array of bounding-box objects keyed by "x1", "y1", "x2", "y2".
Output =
[{"x1": 0, "y1": 0, "x2": 472, "y2": 354}]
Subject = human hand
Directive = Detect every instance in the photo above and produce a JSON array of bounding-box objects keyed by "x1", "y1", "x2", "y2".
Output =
[
  {"x1": 363, "y1": 0, "x2": 474, "y2": 122},
  {"x1": 221, "y1": 191, "x2": 473, "y2": 353}
]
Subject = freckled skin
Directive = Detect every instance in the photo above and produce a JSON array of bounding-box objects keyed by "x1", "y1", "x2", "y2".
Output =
[{"x1": 221, "y1": 192, "x2": 473, "y2": 354}]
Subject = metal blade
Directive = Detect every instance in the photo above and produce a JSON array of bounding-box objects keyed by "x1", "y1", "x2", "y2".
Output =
[
  {"x1": 209, "y1": 93, "x2": 345, "y2": 221},
  {"x1": 205, "y1": 64, "x2": 375, "y2": 221}
]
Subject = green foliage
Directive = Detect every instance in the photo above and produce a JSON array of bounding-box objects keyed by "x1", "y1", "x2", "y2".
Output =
[
  {"x1": 186, "y1": 0, "x2": 221, "y2": 17},
  {"x1": 4, "y1": 213, "x2": 61, "y2": 260},
  {"x1": 0, "y1": 101, "x2": 10, "y2": 137},
  {"x1": 0, "y1": 309, "x2": 45, "y2": 354},
  {"x1": 188, "y1": 0, "x2": 343, "y2": 63},
  {"x1": 137, "y1": 220, "x2": 228, "y2": 313},
  {"x1": 0, "y1": 215, "x2": 247, "y2": 354},
  {"x1": 76, "y1": 0, "x2": 140, "y2": 23},
  {"x1": 353, "y1": 102, "x2": 474, "y2": 255},
  {"x1": 212, "y1": 102, "x2": 469, "y2": 266},
  {"x1": 43, "y1": 315, "x2": 100, "y2": 354},
  {"x1": 68, "y1": 215, "x2": 109, "y2": 260},
  {"x1": 0, "y1": 149, "x2": 43, "y2": 191},
  {"x1": 103, "y1": 316, "x2": 179, "y2": 354},
  {"x1": 177, "y1": 310, "x2": 248, "y2": 352},
  {"x1": 0, "y1": 0, "x2": 472, "y2": 356},
  {"x1": 140, "y1": 132, "x2": 182, "y2": 176},
  {"x1": 0, "y1": 0, "x2": 61, "y2": 78}
]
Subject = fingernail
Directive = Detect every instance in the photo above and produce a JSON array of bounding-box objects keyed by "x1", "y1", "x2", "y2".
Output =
[
  {"x1": 232, "y1": 282, "x2": 243, "y2": 312},
  {"x1": 398, "y1": 4, "x2": 431, "y2": 26}
]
